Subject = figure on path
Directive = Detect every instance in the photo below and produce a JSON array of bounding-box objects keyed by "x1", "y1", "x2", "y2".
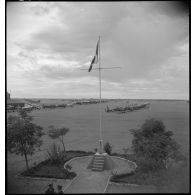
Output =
[
  {"x1": 45, "y1": 183, "x2": 56, "y2": 194},
  {"x1": 57, "y1": 185, "x2": 64, "y2": 194}
]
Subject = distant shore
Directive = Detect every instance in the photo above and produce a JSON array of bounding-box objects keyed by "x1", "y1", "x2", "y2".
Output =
[{"x1": 7, "y1": 98, "x2": 189, "y2": 101}]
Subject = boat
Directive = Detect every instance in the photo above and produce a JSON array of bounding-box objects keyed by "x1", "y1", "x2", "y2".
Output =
[{"x1": 105, "y1": 102, "x2": 150, "y2": 113}]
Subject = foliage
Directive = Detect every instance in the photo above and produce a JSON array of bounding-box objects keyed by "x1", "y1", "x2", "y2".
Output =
[
  {"x1": 21, "y1": 150, "x2": 94, "y2": 180},
  {"x1": 130, "y1": 118, "x2": 180, "y2": 171},
  {"x1": 65, "y1": 164, "x2": 72, "y2": 170},
  {"x1": 48, "y1": 126, "x2": 69, "y2": 152},
  {"x1": 45, "y1": 149, "x2": 94, "y2": 166},
  {"x1": 21, "y1": 161, "x2": 76, "y2": 179},
  {"x1": 18, "y1": 109, "x2": 32, "y2": 120},
  {"x1": 7, "y1": 110, "x2": 44, "y2": 169},
  {"x1": 110, "y1": 160, "x2": 189, "y2": 193},
  {"x1": 46, "y1": 143, "x2": 65, "y2": 165},
  {"x1": 104, "y1": 142, "x2": 112, "y2": 155}
]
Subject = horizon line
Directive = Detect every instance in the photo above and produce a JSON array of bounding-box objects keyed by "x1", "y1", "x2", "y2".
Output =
[{"x1": 9, "y1": 97, "x2": 189, "y2": 101}]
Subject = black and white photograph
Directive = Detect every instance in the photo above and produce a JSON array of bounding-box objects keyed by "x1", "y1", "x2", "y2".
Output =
[{"x1": 6, "y1": 1, "x2": 190, "y2": 194}]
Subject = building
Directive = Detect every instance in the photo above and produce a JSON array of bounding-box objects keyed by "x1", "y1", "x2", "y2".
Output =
[{"x1": 7, "y1": 99, "x2": 25, "y2": 109}]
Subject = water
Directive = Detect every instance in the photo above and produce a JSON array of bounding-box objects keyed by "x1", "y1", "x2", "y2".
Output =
[{"x1": 29, "y1": 100, "x2": 189, "y2": 154}]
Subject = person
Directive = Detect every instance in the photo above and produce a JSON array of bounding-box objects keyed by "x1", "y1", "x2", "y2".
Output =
[
  {"x1": 45, "y1": 183, "x2": 55, "y2": 194},
  {"x1": 57, "y1": 185, "x2": 63, "y2": 194}
]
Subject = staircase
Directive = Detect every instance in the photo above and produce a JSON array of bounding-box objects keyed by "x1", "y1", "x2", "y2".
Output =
[{"x1": 92, "y1": 155, "x2": 105, "y2": 171}]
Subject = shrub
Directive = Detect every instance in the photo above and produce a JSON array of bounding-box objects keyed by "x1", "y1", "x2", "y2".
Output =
[
  {"x1": 110, "y1": 172, "x2": 135, "y2": 183},
  {"x1": 46, "y1": 143, "x2": 65, "y2": 165},
  {"x1": 21, "y1": 163, "x2": 76, "y2": 179},
  {"x1": 104, "y1": 142, "x2": 112, "y2": 155},
  {"x1": 130, "y1": 118, "x2": 180, "y2": 172},
  {"x1": 65, "y1": 164, "x2": 72, "y2": 170}
]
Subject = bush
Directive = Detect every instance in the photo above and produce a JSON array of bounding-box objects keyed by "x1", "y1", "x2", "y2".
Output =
[
  {"x1": 65, "y1": 164, "x2": 72, "y2": 170},
  {"x1": 21, "y1": 162, "x2": 76, "y2": 179},
  {"x1": 46, "y1": 143, "x2": 65, "y2": 165},
  {"x1": 130, "y1": 118, "x2": 180, "y2": 171},
  {"x1": 21, "y1": 150, "x2": 94, "y2": 180},
  {"x1": 104, "y1": 142, "x2": 112, "y2": 155},
  {"x1": 110, "y1": 172, "x2": 135, "y2": 183},
  {"x1": 136, "y1": 157, "x2": 164, "y2": 172}
]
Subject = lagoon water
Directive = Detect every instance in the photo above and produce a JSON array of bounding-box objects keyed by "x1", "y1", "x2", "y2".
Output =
[{"x1": 30, "y1": 100, "x2": 189, "y2": 154}]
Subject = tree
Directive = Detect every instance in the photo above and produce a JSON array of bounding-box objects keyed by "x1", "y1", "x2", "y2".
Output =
[
  {"x1": 104, "y1": 142, "x2": 112, "y2": 155},
  {"x1": 48, "y1": 126, "x2": 70, "y2": 152},
  {"x1": 7, "y1": 111, "x2": 44, "y2": 170},
  {"x1": 130, "y1": 118, "x2": 180, "y2": 171}
]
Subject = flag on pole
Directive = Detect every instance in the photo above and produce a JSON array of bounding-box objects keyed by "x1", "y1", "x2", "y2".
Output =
[{"x1": 88, "y1": 39, "x2": 99, "y2": 72}]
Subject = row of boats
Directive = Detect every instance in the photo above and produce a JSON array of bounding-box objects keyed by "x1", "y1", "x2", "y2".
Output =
[
  {"x1": 7, "y1": 100, "x2": 110, "y2": 112},
  {"x1": 105, "y1": 102, "x2": 150, "y2": 113},
  {"x1": 7, "y1": 99, "x2": 150, "y2": 114},
  {"x1": 42, "y1": 100, "x2": 109, "y2": 109}
]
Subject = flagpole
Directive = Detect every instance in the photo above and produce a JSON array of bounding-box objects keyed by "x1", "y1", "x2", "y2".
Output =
[
  {"x1": 85, "y1": 36, "x2": 121, "y2": 154},
  {"x1": 98, "y1": 36, "x2": 103, "y2": 153}
]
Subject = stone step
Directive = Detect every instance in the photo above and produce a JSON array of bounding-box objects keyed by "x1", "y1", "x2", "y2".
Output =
[
  {"x1": 94, "y1": 159, "x2": 104, "y2": 162},
  {"x1": 92, "y1": 164, "x2": 103, "y2": 168},
  {"x1": 92, "y1": 167, "x2": 103, "y2": 171},
  {"x1": 95, "y1": 156, "x2": 104, "y2": 159},
  {"x1": 93, "y1": 162, "x2": 104, "y2": 165},
  {"x1": 93, "y1": 164, "x2": 104, "y2": 168},
  {"x1": 93, "y1": 161, "x2": 104, "y2": 164},
  {"x1": 94, "y1": 158, "x2": 104, "y2": 161},
  {"x1": 94, "y1": 155, "x2": 105, "y2": 159},
  {"x1": 91, "y1": 155, "x2": 105, "y2": 172}
]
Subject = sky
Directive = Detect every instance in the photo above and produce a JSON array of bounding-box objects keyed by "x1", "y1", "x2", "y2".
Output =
[{"x1": 7, "y1": 1, "x2": 189, "y2": 99}]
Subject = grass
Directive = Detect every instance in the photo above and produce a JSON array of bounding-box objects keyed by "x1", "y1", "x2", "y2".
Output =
[
  {"x1": 110, "y1": 155, "x2": 189, "y2": 193},
  {"x1": 110, "y1": 169, "x2": 161, "y2": 185},
  {"x1": 21, "y1": 150, "x2": 94, "y2": 179}
]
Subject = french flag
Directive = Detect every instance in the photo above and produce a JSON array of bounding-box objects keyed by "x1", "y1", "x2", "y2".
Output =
[{"x1": 88, "y1": 39, "x2": 99, "y2": 72}]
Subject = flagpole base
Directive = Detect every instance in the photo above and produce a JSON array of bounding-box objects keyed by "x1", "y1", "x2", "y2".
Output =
[{"x1": 99, "y1": 140, "x2": 103, "y2": 154}]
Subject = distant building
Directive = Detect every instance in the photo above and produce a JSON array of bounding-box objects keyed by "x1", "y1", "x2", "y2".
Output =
[{"x1": 7, "y1": 99, "x2": 25, "y2": 109}]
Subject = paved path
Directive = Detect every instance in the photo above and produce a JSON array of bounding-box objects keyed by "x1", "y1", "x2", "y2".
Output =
[
  {"x1": 64, "y1": 156, "x2": 136, "y2": 194},
  {"x1": 64, "y1": 156, "x2": 110, "y2": 193},
  {"x1": 65, "y1": 170, "x2": 110, "y2": 193}
]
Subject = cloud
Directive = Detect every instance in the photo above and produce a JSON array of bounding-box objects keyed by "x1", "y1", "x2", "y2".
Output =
[
  {"x1": 7, "y1": 2, "x2": 189, "y2": 99},
  {"x1": 144, "y1": 1, "x2": 189, "y2": 17}
]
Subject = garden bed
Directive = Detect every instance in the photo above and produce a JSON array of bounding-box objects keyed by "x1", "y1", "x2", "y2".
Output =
[
  {"x1": 21, "y1": 150, "x2": 94, "y2": 179},
  {"x1": 110, "y1": 169, "x2": 160, "y2": 185},
  {"x1": 110, "y1": 159, "x2": 189, "y2": 189}
]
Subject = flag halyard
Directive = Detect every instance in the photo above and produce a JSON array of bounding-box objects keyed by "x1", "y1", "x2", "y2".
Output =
[{"x1": 88, "y1": 39, "x2": 99, "y2": 72}]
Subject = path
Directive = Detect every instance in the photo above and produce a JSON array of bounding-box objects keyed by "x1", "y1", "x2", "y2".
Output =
[
  {"x1": 64, "y1": 156, "x2": 110, "y2": 193},
  {"x1": 63, "y1": 156, "x2": 136, "y2": 193},
  {"x1": 65, "y1": 170, "x2": 110, "y2": 193}
]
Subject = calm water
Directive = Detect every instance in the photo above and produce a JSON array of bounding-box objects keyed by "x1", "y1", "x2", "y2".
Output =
[{"x1": 29, "y1": 100, "x2": 189, "y2": 154}]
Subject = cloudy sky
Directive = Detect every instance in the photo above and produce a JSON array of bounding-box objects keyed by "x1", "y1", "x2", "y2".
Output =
[{"x1": 7, "y1": 1, "x2": 189, "y2": 99}]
